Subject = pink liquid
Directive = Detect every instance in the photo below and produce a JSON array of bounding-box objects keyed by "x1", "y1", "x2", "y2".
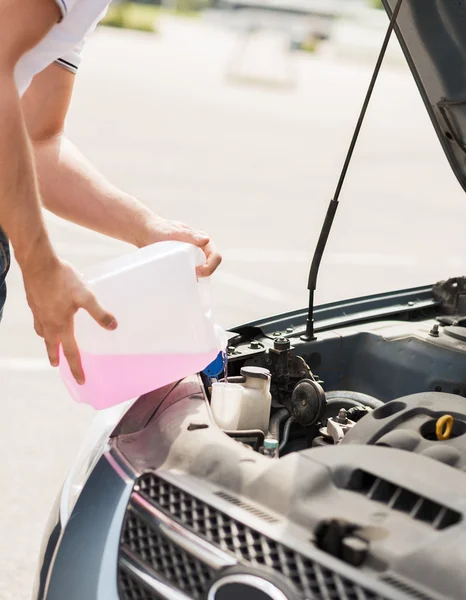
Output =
[{"x1": 59, "y1": 349, "x2": 218, "y2": 410}]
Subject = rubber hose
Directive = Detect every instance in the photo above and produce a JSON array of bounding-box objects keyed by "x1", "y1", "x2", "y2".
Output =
[
  {"x1": 279, "y1": 417, "x2": 296, "y2": 453},
  {"x1": 267, "y1": 408, "x2": 290, "y2": 441},
  {"x1": 325, "y1": 390, "x2": 383, "y2": 410}
]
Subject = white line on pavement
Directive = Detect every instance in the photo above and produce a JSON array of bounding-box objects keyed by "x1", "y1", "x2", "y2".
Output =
[
  {"x1": 0, "y1": 358, "x2": 50, "y2": 372},
  {"x1": 222, "y1": 248, "x2": 421, "y2": 267},
  {"x1": 328, "y1": 253, "x2": 419, "y2": 267},
  {"x1": 214, "y1": 270, "x2": 292, "y2": 303},
  {"x1": 223, "y1": 249, "x2": 310, "y2": 263}
]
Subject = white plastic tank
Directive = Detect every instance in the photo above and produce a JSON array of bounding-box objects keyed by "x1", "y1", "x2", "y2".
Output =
[
  {"x1": 59, "y1": 241, "x2": 224, "y2": 410},
  {"x1": 210, "y1": 366, "x2": 272, "y2": 433}
]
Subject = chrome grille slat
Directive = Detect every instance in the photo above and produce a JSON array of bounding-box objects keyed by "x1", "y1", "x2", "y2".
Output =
[
  {"x1": 130, "y1": 492, "x2": 235, "y2": 569},
  {"x1": 120, "y1": 551, "x2": 193, "y2": 600},
  {"x1": 120, "y1": 507, "x2": 215, "y2": 599}
]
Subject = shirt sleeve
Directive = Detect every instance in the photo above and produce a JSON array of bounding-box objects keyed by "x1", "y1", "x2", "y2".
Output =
[
  {"x1": 53, "y1": 0, "x2": 76, "y2": 19},
  {"x1": 55, "y1": 39, "x2": 85, "y2": 74}
]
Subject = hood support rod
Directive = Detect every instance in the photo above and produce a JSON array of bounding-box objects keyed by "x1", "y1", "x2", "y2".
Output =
[{"x1": 302, "y1": 0, "x2": 405, "y2": 341}]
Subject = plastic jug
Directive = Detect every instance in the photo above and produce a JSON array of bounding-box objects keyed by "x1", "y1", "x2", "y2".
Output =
[
  {"x1": 59, "y1": 241, "x2": 224, "y2": 410},
  {"x1": 210, "y1": 366, "x2": 272, "y2": 433}
]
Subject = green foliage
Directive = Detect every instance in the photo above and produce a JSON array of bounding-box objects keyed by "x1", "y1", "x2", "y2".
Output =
[
  {"x1": 100, "y1": 1, "x2": 204, "y2": 30},
  {"x1": 100, "y1": 2, "x2": 158, "y2": 32},
  {"x1": 174, "y1": 0, "x2": 209, "y2": 13}
]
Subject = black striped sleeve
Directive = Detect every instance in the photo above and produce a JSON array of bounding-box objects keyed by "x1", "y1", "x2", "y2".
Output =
[
  {"x1": 55, "y1": 57, "x2": 78, "y2": 74},
  {"x1": 54, "y1": 0, "x2": 68, "y2": 18}
]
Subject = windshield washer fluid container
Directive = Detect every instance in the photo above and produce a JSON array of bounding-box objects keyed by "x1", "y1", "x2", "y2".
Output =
[
  {"x1": 59, "y1": 241, "x2": 224, "y2": 410},
  {"x1": 211, "y1": 367, "x2": 272, "y2": 433}
]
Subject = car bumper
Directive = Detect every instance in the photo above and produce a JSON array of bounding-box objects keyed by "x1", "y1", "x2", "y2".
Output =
[{"x1": 36, "y1": 452, "x2": 134, "y2": 600}]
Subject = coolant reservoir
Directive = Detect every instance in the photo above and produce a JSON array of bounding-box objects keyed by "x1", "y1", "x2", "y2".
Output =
[
  {"x1": 211, "y1": 366, "x2": 272, "y2": 433},
  {"x1": 59, "y1": 241, "x2": 224, "y2": 410}
]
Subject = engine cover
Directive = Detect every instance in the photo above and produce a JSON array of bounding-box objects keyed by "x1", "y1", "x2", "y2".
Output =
[{"x1": 342, "y1": 392, "x2": 466, "y2": 471}]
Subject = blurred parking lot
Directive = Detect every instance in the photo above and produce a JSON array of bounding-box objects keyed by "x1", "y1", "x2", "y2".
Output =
[{"x1": 2, "y1": 15, "x2": 466, "y2": 599}]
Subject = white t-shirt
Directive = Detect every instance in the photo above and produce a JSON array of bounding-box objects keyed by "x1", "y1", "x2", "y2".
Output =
[{"x1": 14, "y1": 0, "x2": 110, "y2": 97}]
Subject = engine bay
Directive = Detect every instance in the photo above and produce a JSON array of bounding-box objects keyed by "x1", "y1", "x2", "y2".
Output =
[
  {"x1": 205, "y1": 278, "x2": 466, "y2": 465},
  {"x1": 114, "y1": 279, "x2": 466, "y2": 600}
]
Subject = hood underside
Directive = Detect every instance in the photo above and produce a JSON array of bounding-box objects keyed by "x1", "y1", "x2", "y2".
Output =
[{"x1": 383, "y1": 0, "x2": 466, "y2": 192}]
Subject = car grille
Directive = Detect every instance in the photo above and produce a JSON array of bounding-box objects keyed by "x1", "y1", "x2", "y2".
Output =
[
  {"x1": 121, "y1": 509, "x2": 215, "y2": 599},
  {"x1": 118, "y1": 472, "x2": 393, "y2": 600},
  {"x1": 119, "y1": 567, "x2": 164, "y2": 600}
]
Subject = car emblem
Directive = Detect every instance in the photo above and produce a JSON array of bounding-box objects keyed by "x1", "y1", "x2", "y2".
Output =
[{"x1": 208, "y1": 574, "x2": 289, "y2": 600}]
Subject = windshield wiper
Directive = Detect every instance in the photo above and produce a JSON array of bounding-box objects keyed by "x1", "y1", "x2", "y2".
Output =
[{"x1": 302, "y1": 0, "x2": 405, "y2": 341}]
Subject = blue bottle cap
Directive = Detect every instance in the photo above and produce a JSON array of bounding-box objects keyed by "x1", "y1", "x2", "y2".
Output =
[{"x1": 203, "y1": 351, "x2": 224, "y2": 379}]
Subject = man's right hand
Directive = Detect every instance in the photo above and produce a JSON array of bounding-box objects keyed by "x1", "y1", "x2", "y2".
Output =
[{"x1": 23, "y1": 257, "x2": 117, "y2": 385}]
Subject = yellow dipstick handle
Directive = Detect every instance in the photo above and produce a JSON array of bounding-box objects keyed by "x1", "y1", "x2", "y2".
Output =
[{"x1": 436, "y1": 415, "x2": 454, "y2": 441}]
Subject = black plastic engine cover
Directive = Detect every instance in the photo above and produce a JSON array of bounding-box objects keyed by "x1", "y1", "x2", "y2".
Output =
[{"x1": 342, "y1": 392, "x2": 466, "y2": 471}]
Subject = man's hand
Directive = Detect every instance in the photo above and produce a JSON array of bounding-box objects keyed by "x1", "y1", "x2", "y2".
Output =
[
  {"x1": 138, "y1": 216, "x2": 222, "y2": 277},
  {"x1": 23, "y1": 257, "x2": 117, "y2": 384}
]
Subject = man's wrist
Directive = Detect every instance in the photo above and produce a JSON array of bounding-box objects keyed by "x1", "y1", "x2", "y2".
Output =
[
  {"x1": 132, "y1": 212, "x2": 163, "y2": 249},
  {"x1": 15, "y1": 227, "x2": 58, "y2": 275}
]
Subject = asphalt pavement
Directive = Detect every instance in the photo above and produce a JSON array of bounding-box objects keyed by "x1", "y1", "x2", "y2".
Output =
[{"x1": 1, "y1": 18, "x2": 466, "y2": 600}]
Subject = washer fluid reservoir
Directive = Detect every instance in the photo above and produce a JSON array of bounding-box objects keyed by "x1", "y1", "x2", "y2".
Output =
[{"x1": 211, "y1": 366, "x2": 272, "y2": 433}]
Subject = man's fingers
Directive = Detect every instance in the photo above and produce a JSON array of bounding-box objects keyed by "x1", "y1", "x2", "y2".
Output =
[
  {"x1": 167, "y1": 223, "x2": 220, "y2": 275},
  {"x1": 196, "y1": 241, "x2": 222, "y2": 277},
  {"x1": 168, "y1": 224, "x2": 210, "y2": 247},
  {"x1": 187, "y1": 227, "x2": 210, "y2": 246},
  {"x1": 61, "y1": 331, "x2": 85, "y2": 385},
  {"x1": 83, "y1": 293, "x2": 117, "y2": 331},
  {"x1": 44, "y1": 333, "x2": 59, "y2": 368}
]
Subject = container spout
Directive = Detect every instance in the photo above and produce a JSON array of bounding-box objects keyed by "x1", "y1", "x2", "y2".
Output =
[{"x1": 214, "y1": 324, "x2": 228, "y2": 353}]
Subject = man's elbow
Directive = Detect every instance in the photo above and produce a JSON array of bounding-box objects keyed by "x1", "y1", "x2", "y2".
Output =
[{"x1": 29, "y1": 124, "x2": 65, "y2": 146}]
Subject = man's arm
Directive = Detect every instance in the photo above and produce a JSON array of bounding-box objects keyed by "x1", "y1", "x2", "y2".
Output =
[
  {"x1": 0, "y1": 0, "x2": 58, "y2": 271},
  {"x1": 0, "y1": 0, "x2": 116, "y2": 384},
  {"x1": 22, "y1": 63, "x2": 222, "y2": 276}
]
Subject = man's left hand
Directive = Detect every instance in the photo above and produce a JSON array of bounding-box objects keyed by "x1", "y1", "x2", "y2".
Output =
[{"x1": 138, "y1": 216, "x2": 222, "y2": 277}]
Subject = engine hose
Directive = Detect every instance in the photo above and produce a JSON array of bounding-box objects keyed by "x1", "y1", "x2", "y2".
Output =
[
  {"x1": 325, "y1": 391, "x2": 383, "y2": 410},
  {"x1": 279, "y1": 417, "x2": 296, "y2": 453},
  {"x1": 267, "y1": 408, "x2": 290, "y2": 441}
]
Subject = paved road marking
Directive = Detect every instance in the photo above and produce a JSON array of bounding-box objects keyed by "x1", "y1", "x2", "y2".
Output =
[
  {"x1": 328, "y1": 253, "x2": 419, "y2": 267},
  {"x1": 223, "y1": 249, "x2": 310, "y2": 263},
  {"x1": 0, "y1": 358, "x2": 50, "y2": 372},
  {"x1": 223, "y1": 248, "x2": 420, "y2": 266},
  {"x1": 214, "y1": 270, "x2": 293, "y2": 303}
]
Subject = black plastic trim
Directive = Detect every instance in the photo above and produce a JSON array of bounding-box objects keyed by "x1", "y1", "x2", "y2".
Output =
[{"x1": 233, "y1": 285, "x2": 436, "y2": 337}]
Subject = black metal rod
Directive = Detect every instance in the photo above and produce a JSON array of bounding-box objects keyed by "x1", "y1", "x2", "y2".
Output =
[
  {"x1": 307, "y1": 198, "x2": 339, "y2": 291},
  {"x1": 303, "y1": 0, "x2": 404, "y2": 341}
]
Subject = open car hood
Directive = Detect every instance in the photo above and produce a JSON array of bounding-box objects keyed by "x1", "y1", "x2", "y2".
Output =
[{"x1": 382, "y1": 0, "x2": 466, "y2": 192}]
